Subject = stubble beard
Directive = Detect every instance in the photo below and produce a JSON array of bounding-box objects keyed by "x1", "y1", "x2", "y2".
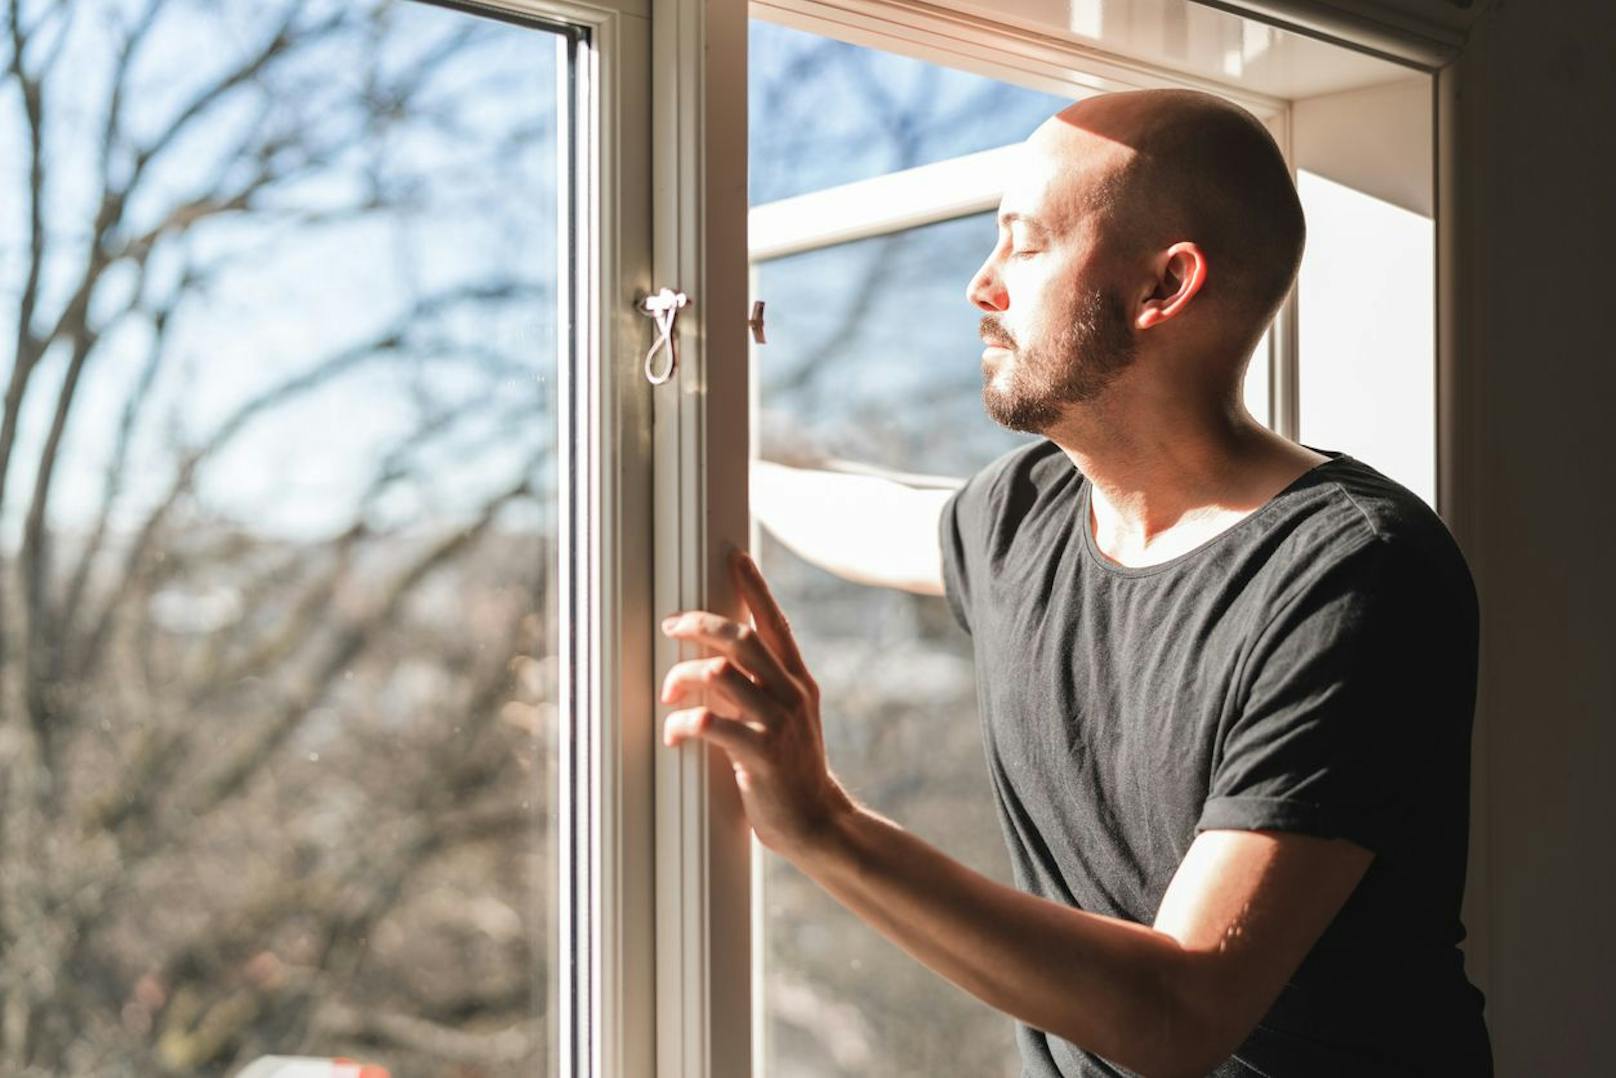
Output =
[{"x1": 979, "y1": 286, "x2": 1138, "y2": 434}]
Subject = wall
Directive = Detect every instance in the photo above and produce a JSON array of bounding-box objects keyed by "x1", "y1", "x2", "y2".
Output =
[
  {"x1": 1293, "y1": 76, "x2": 1433, "y2": 218},
  {"x1": 1450, "y1": 1, "x2": 1616, "y2": 1073},
  {"x1": 1292, "y1": 76, "x2": 1437, "y2": 506}
]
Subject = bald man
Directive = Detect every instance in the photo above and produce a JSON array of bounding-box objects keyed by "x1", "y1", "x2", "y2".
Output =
[{"x1": 662, "y1": 89, "x2": 1490, "y2": 1076}]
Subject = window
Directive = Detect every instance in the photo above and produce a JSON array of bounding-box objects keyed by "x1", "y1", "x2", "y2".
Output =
[
  {"x1": 0, "y1": 0, "x2": 604, "y2": 1071},
  {"x1": 1293, "y1": 79, "x2": 1437, "y2": 506},
  {"x1": 5, "y1": 0, "x2": 1447, "y2": 1073}
]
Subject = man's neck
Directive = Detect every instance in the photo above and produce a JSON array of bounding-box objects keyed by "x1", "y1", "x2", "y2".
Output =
[{"x1": 1049, "y1": 411, "x2": 1331, "y2": 569}]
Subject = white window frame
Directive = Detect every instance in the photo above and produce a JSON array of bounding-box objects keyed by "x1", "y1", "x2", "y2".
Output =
[
  {"x1": 465, "y1": 1, "x2": 653, "y2": 1076},
  {"x1": 649, "y1": 0, "x2": 754, "y2": 1076}
]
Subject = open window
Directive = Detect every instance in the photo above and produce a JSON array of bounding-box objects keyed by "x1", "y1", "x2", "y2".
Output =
[{"x1": 0, "y1": 0, "x2": 1467, "y2": 1073}]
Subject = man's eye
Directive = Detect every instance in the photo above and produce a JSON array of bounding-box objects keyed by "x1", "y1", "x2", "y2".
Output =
[{"x1": 1011, "y1": 248, "x2": 1040, "y2": 259}]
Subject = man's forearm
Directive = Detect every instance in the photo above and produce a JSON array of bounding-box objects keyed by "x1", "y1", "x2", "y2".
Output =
[{"x1": 788, "y1": 800, "x2": 1214, "y2": 1077}]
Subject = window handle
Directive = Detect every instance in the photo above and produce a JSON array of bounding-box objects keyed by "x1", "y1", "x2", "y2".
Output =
[
  {"x1": 639, "y1": 287, "x2": 690, "y2": 385},
  {"x1": 748, "y1": 299, "x2": 766, "y2": 345}
]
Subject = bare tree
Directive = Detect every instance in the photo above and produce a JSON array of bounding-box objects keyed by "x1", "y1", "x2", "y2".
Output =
[{"x1": 1, "y1": 1, "x2": 562, "y2": 1073}]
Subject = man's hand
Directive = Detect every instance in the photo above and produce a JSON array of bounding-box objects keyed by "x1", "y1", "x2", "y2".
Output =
[{"x1": 659, "y1": 546, "x2": 855, "y2": 856}]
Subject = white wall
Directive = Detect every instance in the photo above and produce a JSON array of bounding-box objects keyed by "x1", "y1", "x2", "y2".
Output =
[
  {"x1": 1294, "y1": 76, "x2": 1434, "y2": 218},
  {"x1": 1292, "y1": 77, "x2": 1436, "y2": 505}
]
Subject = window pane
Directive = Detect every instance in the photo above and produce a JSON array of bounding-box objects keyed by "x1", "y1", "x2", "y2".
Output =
[
  {"x1": 751, "y1": 24, "x2": 1069, "y2": 1071},
  {"x1": 753, "y1": 219, "x2": 1031, "y2": 1078},
  {"x1": 749, "y1": 20, "x2": 1071, "y2": 204},
  {"x1": 0, "y1": 2, "x2": 565, "y2": 1073},
  {"x1": 756, "y1": 213, "x2": 1034, "y2": 475}
]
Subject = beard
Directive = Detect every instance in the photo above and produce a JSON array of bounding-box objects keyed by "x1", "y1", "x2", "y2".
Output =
[{"x1": 979, "y1": 285, "x2": 1137, "y2": 433}]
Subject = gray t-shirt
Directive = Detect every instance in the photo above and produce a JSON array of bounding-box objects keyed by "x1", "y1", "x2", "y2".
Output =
[{"x1": 939, "y1": 437, "x2": 1490, "y2": 1077}]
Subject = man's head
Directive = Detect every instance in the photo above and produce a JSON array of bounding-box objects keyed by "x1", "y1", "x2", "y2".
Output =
[{"x1": 966, "y1": 88, "x2": 1305, "y2": 434}]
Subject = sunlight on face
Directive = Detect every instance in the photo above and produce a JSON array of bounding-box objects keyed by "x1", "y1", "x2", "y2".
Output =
[{"x1": 970, "y1": 128, "x2": 1138, "y2": 433}]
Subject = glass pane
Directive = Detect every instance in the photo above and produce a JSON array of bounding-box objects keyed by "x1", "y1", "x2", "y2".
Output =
[
  {"x1": 752, "y1": 219, "x2": 1031, "y2": 1078},
  {"x1": 749, "y1": 20, "x2": 1071, "y2": 204},
  {"x1": 0, "y1": 2, "x2": 567, "y2": 1074},
  {"x1": 756, "y1": 213, "x2": 1034, "y2": 476},
  {"x1": 751, "y1": 23, "x2": 1071, "y2": 1072}
]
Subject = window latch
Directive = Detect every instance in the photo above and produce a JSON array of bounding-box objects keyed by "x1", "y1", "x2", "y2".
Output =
[
  {"x1": 639, "y1": 287, "x2": 690, "y2": 385},
  {"x1": 748, "y1": 299, "x2": 766, "y2": 344}
]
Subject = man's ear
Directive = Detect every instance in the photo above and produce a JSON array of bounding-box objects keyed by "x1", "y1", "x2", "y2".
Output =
[{"x1": 1136, "y1": 242, "x2": 1207, "y2": 330}]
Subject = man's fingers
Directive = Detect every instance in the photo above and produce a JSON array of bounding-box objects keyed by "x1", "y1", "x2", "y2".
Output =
[
  {"x1": 663, "y1": 705, "x2": 766, "y2": 758},
  {"x1": 662, "y1": 610, "x2": 796, "y2": 701},
  {"x1": 728, "y1": 547, "x2": 811, "y2": 683},
  {"x1": 662, "y1": 655, "x2": 786, "y2": 728}
]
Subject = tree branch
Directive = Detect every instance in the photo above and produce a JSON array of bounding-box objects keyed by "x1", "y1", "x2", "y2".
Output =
[{"x1": 74, "y1": 279, "x2": 544, "y2": 676}]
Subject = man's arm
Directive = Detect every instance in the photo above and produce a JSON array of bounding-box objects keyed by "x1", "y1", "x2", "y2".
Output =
[
  {"x1": 750, "y1": 458, "x2": 957, "y2": 595},
  {"x1": 659, "y1": 549, "x2": 1376, "y2": 1078},
  {"x1": 794, "y1": 810, "x2": 1371, "y2": 1078}
]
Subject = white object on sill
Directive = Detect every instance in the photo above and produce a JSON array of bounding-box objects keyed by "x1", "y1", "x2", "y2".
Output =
[{"x1": 233, "y1": 1058, "x2": 388, "y2": 1078}]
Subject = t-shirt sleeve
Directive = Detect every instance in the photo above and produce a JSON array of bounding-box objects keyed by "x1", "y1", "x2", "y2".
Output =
[
  {"x1": 938, "y1": 446, "x2": 1022, "y2": 637},
  {"x1": 1196, "y1": 536, "x2": 1435, "y2": 855},
  {"x1": 938, "y1": 439, "x2": 1051, "y2": 638},
  {"x1": 938, "y1": 480, "x2": 977, "y2": 636}
]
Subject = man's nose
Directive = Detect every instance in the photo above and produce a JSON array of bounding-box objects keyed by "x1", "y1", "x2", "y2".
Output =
[{"x1": 966, "y1": 257, "x2": 1008, "y2": 313}]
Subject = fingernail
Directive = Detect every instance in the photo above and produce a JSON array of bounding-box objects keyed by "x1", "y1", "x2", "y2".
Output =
[{"x1": 661, "y1": 615, "x2": 678, "y2": 631}]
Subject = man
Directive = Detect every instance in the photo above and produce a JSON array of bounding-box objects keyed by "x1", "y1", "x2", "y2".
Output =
[{"x1": 658, "y1": 88, "x2": 1491, "y2": 1076}]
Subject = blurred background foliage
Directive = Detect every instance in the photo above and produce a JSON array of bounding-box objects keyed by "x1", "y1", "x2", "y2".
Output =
[{"x1": 0, "y1": 1, "x2": 560, "y2": 1073}]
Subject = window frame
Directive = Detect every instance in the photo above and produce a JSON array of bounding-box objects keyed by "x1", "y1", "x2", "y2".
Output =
[
  {"x1": 648, "y1": 0, "x2": 754, "y2": 1076},
  {"x1": 462, "y1": 0, "x2": 653, "y2": 1076}
]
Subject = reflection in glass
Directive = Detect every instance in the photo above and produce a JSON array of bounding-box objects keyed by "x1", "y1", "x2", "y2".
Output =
[
  {"x1": 0, "y1": 2, "x2": 564, "y2": 1073},
  {"x1": 756, "y1": 213, "x2": 1035, "y2": 477},
  {"x1": 749, "y1": 20, "x2": 1071, "y2": 205},
  {"x1": 753, "y1": 220, "x2": 1030, "y2": 1077}
]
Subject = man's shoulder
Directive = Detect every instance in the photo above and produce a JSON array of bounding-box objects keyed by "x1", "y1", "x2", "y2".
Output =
[
  {"x1": 1312, "y1": 457, "x2": 1448, "y2": 545},
  {"x1": 1269, "y1": 455, "x2": 1478, "y2": 619}
]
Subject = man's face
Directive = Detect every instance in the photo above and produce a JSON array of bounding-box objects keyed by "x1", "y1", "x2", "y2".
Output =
[{"x1": 965, "y1": 136, "x2": 1138, "y2": 433}]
